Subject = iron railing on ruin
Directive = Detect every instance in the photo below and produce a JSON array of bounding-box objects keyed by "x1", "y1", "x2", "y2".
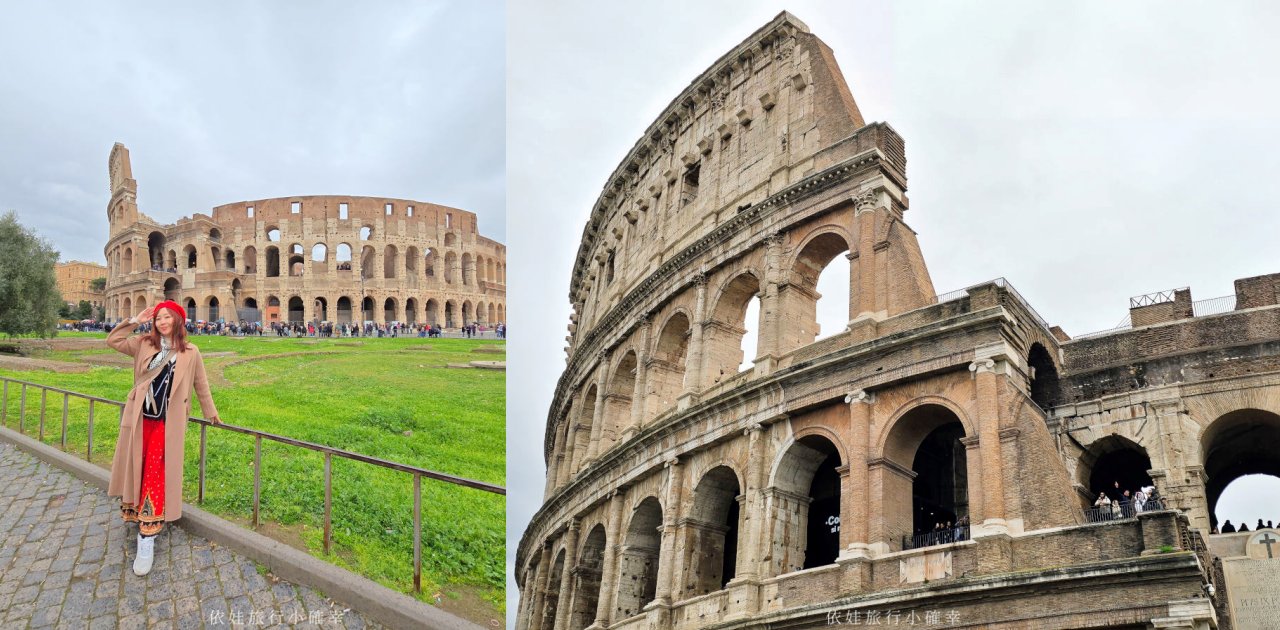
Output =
[
  {"x1": 0, "y1": 376, "x2": 505, "y2": 594},
  {"x1": 1074, "y1": 293, "x2": 1240, "y2": 340},
  {"x1": 902, "y1": 525, "x2": 970, "y2": 551},
  {"x1": 1083, "y1": 497, "x2": 1165, "y2": 523}
]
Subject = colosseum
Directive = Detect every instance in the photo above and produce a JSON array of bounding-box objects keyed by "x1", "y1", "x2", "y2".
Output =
[
  {"x1": 516, "y1": 12, "x2": 1277, "y2": 630},
  {"x1": 102, "y1": 143, "x2": 505, "y2": 328}
]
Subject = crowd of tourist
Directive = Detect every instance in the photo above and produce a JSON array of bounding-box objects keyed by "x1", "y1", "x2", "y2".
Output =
[
  {"x1": 95, "y1": 319, "x2": 507, "y2": 339},
  {"x1": 1214, "y1": 519, "x2": 1276, "y2": 534},
  {"x1": 1091, "y1": 481, "x2": 1163, "y2": 520}
]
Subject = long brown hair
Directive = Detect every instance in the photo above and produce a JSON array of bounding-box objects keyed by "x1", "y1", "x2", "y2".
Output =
[{"x1": 147, "y1": 307, "x2": 191, "y2": 354}]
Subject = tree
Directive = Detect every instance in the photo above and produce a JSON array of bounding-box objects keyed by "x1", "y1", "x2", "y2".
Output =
[
  {"x1": 58, "y1": 303, "x2": 72, "y2": 319},
  {"x1": 76, "y1": 300, "x2": 93, "y2": 320},
  {"x1": 0, "y1": 211, "x2": 63, "y2": 338},
  {"x1": 90, "y1": 277, "x2": 106, "y2": 292}
]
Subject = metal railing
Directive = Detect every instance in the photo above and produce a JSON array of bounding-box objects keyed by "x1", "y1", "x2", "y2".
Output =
[
  {"x1": 0, "y1": 376, "x2": 504, "y2": 594},
  {"x1": 1083, "y1": 497, "x2": 1165, "y2": 523},
  {"x1": 902, "y1": 525, "x2": 970, "y2": 550}
]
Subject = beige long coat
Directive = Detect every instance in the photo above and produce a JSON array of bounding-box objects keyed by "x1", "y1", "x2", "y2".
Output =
[{"x1": 105, "y1": 321, "x2": 219, "y2": 521}]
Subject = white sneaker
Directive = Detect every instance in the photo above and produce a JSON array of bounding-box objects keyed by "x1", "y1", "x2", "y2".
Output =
[{"x1": 133, "y1": 534, "x2": 155, "y2": 576}]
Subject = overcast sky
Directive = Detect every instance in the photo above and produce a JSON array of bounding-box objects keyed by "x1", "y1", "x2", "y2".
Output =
[
  {"x1": 507, "y1": 1, "x2": 1280, "y2": 623},
  {"x1": 0, "y1": 1, "x2": 505, "y2": 266}
]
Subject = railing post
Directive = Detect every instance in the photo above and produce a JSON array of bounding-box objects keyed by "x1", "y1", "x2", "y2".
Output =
[
  {"x1": 198, "y1": 423, "x2": 207, "y2": 504},
  {"x1": 87, "y1": 399, "x2": 95, "y2": 462},
  {"x1": 323, "y1": 453, "x2": 332, "y2": 555},
  {"x1": 253, "y1": 434, "x2": 262, "y2": 529},
  {"x1": 1, "y1": 380, "x2": 8, "y2": 423},
  {"x1": 413, "y1": 473, "x2": 422, "y2": 594},
  {"x1": 19, "y1": 384, "x2": 27, "y2": 433},
  {"x1": 39, "y1": 388, "x2": 47, "y2": 441},
  {"x1": 61, "y1": 393, "x2": 69, "y2": 450}
]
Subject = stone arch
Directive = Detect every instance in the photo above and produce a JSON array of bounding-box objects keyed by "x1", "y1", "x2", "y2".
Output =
[
  {"x1": 335, "y1": 243, "x2": 352, "y2": 265},
  {"x1": 647, "y1": 310, "x2": 692, "y2": 420},
  {"x1": 210, "y1": 245, "x2": 221, "y2": 270},
  {"x1": 1028, "y1": 342, "x2": 1061, "y2": 409},
  {"x1": 288, "y1": 246, "x2": 305, "y2": 276},
  {"x1": 781, "y1": 230, "x2": 853, "y2": 353},
  {"x1": 163, "y1": 278, "x2": 181, "y2": 302},
  {"x1": 445, "y1": 300, "x2": 457, "y2": 328},
  {"x1": 462, "y1": 252, "x2": 474, "y2": 286},
  {"x1": 477, "y1": 302, "x2": 488, "y2": 323},
  {"x1": 265, "y1": 246, "x2": 280, "y2": 277},
  {"x1": 1078, "y1": 434, "x2": 1153, "y2": 510},
  {"x1": 361, "y1": 296, "x2": 375, "y2": 322},
  {"x1": 147, "y1": 232, "x2": 165, "y2": 267},
  {"x1": 569, "y1": 524, "x2": 607, "y2": 630},
  {"x1": 880, "y1": 402, "x2": 972, "y2": 549},
  {"x1": 384, "y1": 244, "x2": 398, "y2": 279},
  {"x1": 540, "y1": 548, "x2": 567, "y2": 630},
  {"x1": 444, "y1": 232, "x2": 456, "y2": 247},
  {"x1": 615, "y1": 497, "x2": 662, "y2": 621},
  {"x1": 314, "y1": 296, "x2": 328, "y2": 322},
  {"x1": 136, "y1": 296, "x2": 147, "y2": 311},
  {"x1": 266, "y1": 226, "x2": 281, "y2": 242},
  {"x1": 405, "y1": 246, "x2": 419, "y2": 275},
  {"x1": 383, "y1": 297, "x2": 398, "y2": 323},
  {"x1": 122, "y1": 247, "x2": 134, "y2": 274},
  {"x1": 336, "y1": 296, "x2": 353, "y2": 324},
  {"x1": 166, "y1": 249, "x2": 177, "y2": 270},
  {"x1": 498, "y1": 303, "x2": 505, "y2": 322},
  {"x1": 359, "y1": 225, "x2": 373, "y2": 240},
  {"x1": 312, "y1": 243, "x2": 327, "y2": 263},
  {"x1": 1201, "y1": 408, "x2": 1280, "y2": 529},
  {"x1": 183, "y1": 244, "x2": 198, "y2": 269},
  {"x1": 769, "y1": 434, "x2": 843, "y2": 575},
  {"x1": 425, "y1": 248, "x2": 438, "y2": 278},
  {"x1": 404, "y1": 298, "x2": 418, "y2": 324},
  {"x1": 287, "y1": 296, "x2": 304, "y2": 323},
  {"x1": 186, "y1": 298, "x2": 198, "y2": 321},
  {"x1": 224, "y1": 249, "x2": 236, "y2": 271},
  {"x1": 686, "y1": 465, "x2": 744, "y2": 595},
  {"x1": 425, "y1": 299, "x2": 440, "y2": 326},
  {"x1": 704, "y1": 271, "x2": 762, "y2": 385},
  {"x1": 605, "y1": 350, "x2": 638, "y2": 442},
  {"x1": 243, "y1": 246, "x2": 257, "y2": 274},
  {"x1": 205, "y1": 295, "x2": 221, "y2": 322},
  {"x1": 462, "y1": 300, "x2": 473, "y2": 325},
  {"x1": 475, "y1": 254, "x2": 486, "y2": 283}
]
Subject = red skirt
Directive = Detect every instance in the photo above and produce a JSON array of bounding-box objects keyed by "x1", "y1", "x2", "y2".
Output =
[{"x1": 121, "y1": 417, "x2": 166, "y2": 536}]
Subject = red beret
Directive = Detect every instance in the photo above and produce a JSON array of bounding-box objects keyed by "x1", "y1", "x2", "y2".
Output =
[{"x1": 155, "y1": 300, "x2": 187, "y2": 321}]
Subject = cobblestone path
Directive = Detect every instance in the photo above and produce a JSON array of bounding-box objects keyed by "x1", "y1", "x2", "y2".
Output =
[{"x1": 0, "y1": 442, "x2": 385, "y2": 629}]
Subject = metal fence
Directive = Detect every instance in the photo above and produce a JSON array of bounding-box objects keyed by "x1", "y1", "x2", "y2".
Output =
[
  {"x1": 902, "y1": 525, "x2": 970, "y2": 551},
  {"x1": 1083, "y1": 497, "x2": 1165, "y2": 523},
  {"x1": 0, "y1": 376, "x2": 504, "y2": 594}
]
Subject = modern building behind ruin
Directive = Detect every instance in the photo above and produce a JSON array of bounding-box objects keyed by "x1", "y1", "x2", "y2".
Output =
[
  {"x1": 102, "y1": 143, "x2": 505, "y2": 327},
  {"x1": 516, "y1": 12, "x2": 1278, "y2": 630},
  {"x1": 55, "y1": 260, "x2": 107, "y2": 310}
]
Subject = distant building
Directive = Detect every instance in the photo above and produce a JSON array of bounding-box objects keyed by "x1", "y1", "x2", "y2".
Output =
[
  {"x1": 55, "y1": 260, "x2": 106, "y2": 310},
  {"x1": 102, "y1": 144, "x2": 505, "y2": 327}
]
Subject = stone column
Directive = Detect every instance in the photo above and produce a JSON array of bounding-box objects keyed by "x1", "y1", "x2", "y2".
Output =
[
  {"x1": 553, "y1": 521, "x2": 580, "y2": 630},
  {"x1": 650, "y1": 458, "x2": 684, "y2": 607},
  {"x1": 682, "y1": 274, "x2": 709, "y2": 401},
  {"x1": 585, "y1": 371, "x2": 608, "y2": 463},
  {"x1": 629, "y1": 316, "x2": 652, "y2": 434},
  {"x1": 737, "y1": 423, "x2": 768, "y2": 582},
  {"x1": 853, "y1": 190, "x2": 879, "y2": 321},
  {"x1": 589, "y1": 492, "x2": 626, "y2": 630},
  {"x1": 528, "y1": 542, "x2": 553, "y2": 630},
  {"x1": 970, "y1": 359, "x2": 1007, "y2": 532},
  {"x1": 562, "y1": 422, "x2": 578, "y2": 483},
  {"x1": 755, "y1": 232, "x2": 785, "y2": 374},
  {"x1": 843, "y1": 391, "x2": 873, "y2": 558}
]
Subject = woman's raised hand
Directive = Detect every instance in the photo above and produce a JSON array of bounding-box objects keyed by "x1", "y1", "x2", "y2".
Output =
[{"x1": 135, "y1": 306, "x2": 156, "y2": 323}]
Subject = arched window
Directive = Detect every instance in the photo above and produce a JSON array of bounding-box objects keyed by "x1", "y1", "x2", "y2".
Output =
[
  {"x1": 783, "y1": 233, "x2": 851, "y2": 353},
  {"x1": 614, "y1": 498, "x2": 662, "y2": 620},
  {"x1": 687, "y1": 466, "x2": 742, "y2": 594},
  {"x1": 647, "y1": 313, "x2": 690, "y2": 421},
  {"x1": 771, "y1": 435, "x2": 842, "y2": 574}
]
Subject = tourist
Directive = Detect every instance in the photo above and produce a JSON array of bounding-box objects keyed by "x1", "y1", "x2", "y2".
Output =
[
  {"x1": 1239, "y1": 522, "x2": 1250, "y2": 532},
  {"x1": 105, "y1": 302, "x2": 223, "y2": 577},
  {"x1": 1258, "y1": 519, "x2": 1266, "y2": 531},
  {"x1": 1221, "y1": 520, "x2": 1236, "y2": 533}
]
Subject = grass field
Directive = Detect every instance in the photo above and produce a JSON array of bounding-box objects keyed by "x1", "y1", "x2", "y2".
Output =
[{"x1": 0, "y1": 331, "x2": 505, "y2": 623}]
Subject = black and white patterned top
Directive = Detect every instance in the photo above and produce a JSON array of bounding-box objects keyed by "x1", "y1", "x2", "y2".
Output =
[{"x1": 142, "y1": 354, "x2": 177, "y2": 421}]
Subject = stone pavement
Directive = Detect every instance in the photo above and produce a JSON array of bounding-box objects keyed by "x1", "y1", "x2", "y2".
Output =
[{"x1": 0, "y1": 442, "x2": 385, "y2": 629}]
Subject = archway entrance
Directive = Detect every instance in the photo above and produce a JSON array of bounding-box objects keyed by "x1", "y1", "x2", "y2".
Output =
[
  {"x1": 685, "y1": 466, "x2": 741, "y2": 595},
  {"x1": 883, "y1": 404, "x2": 970, "y2": 550},
  {"x1": 615, "y1": 497, "x2": 661, "y2": 621},
  {"x1": 1203, "y1": 409, "x2": 1280, "y2": 531},
  {"x1": 770, "y1": 435, "x2": 842, "y2": 574}
]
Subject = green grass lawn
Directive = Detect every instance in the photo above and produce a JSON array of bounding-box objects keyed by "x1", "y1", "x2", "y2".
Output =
[{"x1": 0, "y1": 332, "x2": 505, "y2": 621}]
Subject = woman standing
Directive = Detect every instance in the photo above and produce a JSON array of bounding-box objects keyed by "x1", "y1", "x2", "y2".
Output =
[{"x1": 106, "y1": 301, "x2": 222, "y2": 576}]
